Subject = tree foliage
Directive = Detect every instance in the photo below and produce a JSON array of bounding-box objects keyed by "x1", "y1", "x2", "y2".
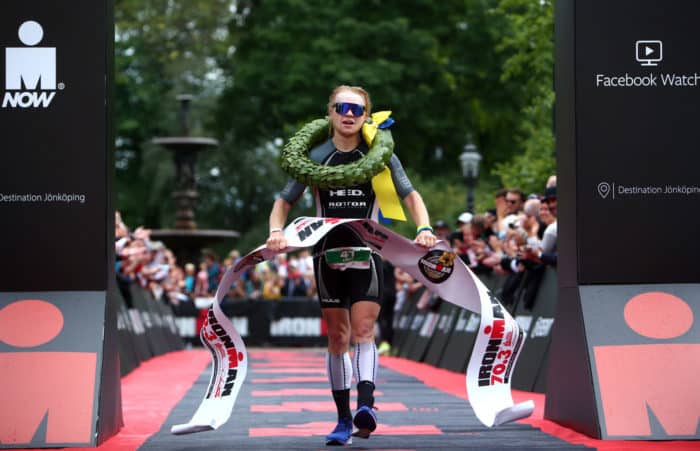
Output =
[
  {"x1": 114, "y1": 0, "x2": 556, "y2": 246},
  {"x1": 215, "y1": 0, "x2": 518, "y2": 175},
  {"x1": 114, "y1": 0, "x2": 234, "y2": 227},
  {"x1": 491, "y1": 0, "x2": 555, "y2": 194},
  {"x1": 205, "y1": 0, "x2": 533, "y2": 243}
]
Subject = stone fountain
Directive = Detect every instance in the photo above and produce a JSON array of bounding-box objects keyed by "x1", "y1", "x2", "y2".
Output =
[{"x1": 149, "y1": 95, "x2": 239, "y2": 265}]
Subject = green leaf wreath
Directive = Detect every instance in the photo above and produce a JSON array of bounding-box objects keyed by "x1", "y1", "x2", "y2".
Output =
[{"x1": 279, "y1": 117, "x2": 394, "y2": 189}]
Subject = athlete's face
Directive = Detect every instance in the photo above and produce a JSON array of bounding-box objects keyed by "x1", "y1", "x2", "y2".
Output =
[{"x1": 329, "y1": 90, "x2": 367, "y2": 138}]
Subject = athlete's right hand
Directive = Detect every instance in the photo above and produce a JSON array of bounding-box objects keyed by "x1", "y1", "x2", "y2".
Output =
[{"x1": 266, "y1": 230, "x2": 287, "y2": 251}]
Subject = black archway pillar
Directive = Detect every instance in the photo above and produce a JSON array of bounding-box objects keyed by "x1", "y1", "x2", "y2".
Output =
[
  {"x1": 546, "y1": 0, "x2": 700, "y2": 440},
  {"x1": 0, "y1": 1, "x2": 120, "y2": 447}
]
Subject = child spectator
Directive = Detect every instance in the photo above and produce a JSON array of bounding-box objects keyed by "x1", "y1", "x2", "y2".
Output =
[{"x1": 184, "y1": 263, "x2": 196, "y2": 294}]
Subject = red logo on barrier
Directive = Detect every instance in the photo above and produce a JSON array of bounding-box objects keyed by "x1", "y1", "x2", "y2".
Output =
[
  {"x1": 0, "y1": 300, "x2": 96, "y2": 444},
  {"x1": 594, "y1": 292, "x2": 699, "y2": 437}
]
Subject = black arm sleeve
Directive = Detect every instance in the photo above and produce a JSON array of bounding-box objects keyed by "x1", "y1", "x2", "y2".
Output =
[
  {"x1": 279, "y1": 179, "x2": 307, "y2": 205},
  {"x1": 387, "y1": 154, "x2": 415, "y2": 199}
]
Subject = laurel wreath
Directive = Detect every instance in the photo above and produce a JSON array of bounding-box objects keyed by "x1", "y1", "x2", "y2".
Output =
[{"x1": 279, "y1": 117, "x2": 394, "y2": 189}]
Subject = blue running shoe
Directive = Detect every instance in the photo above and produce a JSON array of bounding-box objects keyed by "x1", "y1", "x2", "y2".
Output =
[
  {"x1": 325, "y1": 417, "x2": 353, "y2": 446},
  {"x1": 352, "y1": 405, "x2": 377, "y2": 439}
]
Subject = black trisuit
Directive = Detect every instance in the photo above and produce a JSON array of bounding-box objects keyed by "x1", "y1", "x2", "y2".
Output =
[{"x1": 279, "y1": 139, "x2": 415, "y2": 308}]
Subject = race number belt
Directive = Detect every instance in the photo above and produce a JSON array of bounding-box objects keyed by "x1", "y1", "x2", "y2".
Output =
[{"x1": 324, "y1": 247, "x2": 372, "y2": 270}]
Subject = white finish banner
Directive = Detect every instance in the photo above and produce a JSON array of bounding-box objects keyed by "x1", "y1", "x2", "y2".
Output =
[{"x1": 172, "y1": 217, "x2": 534, "y2": 434}]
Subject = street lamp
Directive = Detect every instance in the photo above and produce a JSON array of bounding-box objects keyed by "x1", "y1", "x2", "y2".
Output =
[{"x1": 459, "y1": 137, "x2": 482, "y2": 213}]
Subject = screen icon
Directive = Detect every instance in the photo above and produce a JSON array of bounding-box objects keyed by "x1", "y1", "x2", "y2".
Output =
[{"x1": 635, "y1": 40, "x2": 662, "y2": 66}]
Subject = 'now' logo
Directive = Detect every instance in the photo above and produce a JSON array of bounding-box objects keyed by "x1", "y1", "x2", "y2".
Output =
[{"x1": 3, "y1": 20, "x2": 63, "y2": 109}]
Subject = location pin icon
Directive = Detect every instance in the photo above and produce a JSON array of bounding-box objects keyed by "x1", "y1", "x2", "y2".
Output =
[{"x1": 597, "y1": 182, "x2": 611, "y2": 199}]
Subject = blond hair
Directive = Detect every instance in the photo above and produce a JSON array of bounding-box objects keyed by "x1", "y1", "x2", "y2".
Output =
[{"x1": 327, "y1": 85, "x2": 372, "y2": 115}]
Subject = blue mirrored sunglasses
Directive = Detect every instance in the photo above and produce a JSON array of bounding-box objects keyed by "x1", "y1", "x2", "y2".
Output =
[{"x1": 334, "y1": 102, "x2": 365, "y2": 116}]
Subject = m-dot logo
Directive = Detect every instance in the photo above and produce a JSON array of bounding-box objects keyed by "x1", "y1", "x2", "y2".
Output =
[{"x1": 3, "y1": 20, "x2": 63, "y2": 109}]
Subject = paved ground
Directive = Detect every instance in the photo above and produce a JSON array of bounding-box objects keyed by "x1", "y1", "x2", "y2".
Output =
[{"x1": 140, "y1": 348, "x2": 590, "y2": 451}]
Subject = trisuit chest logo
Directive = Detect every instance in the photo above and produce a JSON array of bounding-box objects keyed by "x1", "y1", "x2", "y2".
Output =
[{"x1": 3, "y1": 20, "x2": 60, "y2": 109}]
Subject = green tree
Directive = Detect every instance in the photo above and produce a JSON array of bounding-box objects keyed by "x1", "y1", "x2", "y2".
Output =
[
  {"x1": 114, "y1": 0, "x2": 556, "y2": 246},
  {"x1": 215, "y1": 0, "x2": 519, "y2": 174},
  {"x1": 208, "y1": 0, "x2": 527, "y2": 239},
  {"x1": 114, "y1": 0, "x2": 234, "y2": 228},
  {"x1": 195, "y1": 136, "x2": 297, "y2": 251},
  {"x1": 491, "y1": 0, "x2": 555, "y2": 194}
]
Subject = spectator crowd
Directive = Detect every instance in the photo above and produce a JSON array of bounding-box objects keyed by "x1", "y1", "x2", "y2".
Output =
[
  {"x1": 115, "y1": 212, "x2": 318, "y2": 307},
  {"x1": 115, "y1": 174, "x2": 558, "y2": 355},
  {"x1": 374, "y1": 174, "x2": 558, "y2": 354}
]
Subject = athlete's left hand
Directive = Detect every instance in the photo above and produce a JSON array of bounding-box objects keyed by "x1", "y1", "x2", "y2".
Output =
[{"x1": 414, "y1": 230, "x2": 437, "y2": 248}]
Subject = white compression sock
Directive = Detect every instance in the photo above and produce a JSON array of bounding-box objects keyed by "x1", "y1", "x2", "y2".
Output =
[
  {"x1": 353, "y1": 341, "x2": 378, "y2": 383},
  {"x1": 326, "y1": 352, "x2": 352, "y2": 390}
]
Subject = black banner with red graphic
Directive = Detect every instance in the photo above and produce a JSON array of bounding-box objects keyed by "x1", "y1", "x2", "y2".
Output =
[
  {"x1": 510, "y1": 268, "x2": 558, "y2": 392},
  {"x1": 547, "y1": 0, "x2": 700, "y2": 440},
  {"x1": 171, "y1": 299, "x2": 327, "y2": 348},
  {"x1": 0, "y1": 1, "x2": 118, "y2": 448},
  {"x1": 164, "y1": 273, "x2": 555, "y2": 394}
]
